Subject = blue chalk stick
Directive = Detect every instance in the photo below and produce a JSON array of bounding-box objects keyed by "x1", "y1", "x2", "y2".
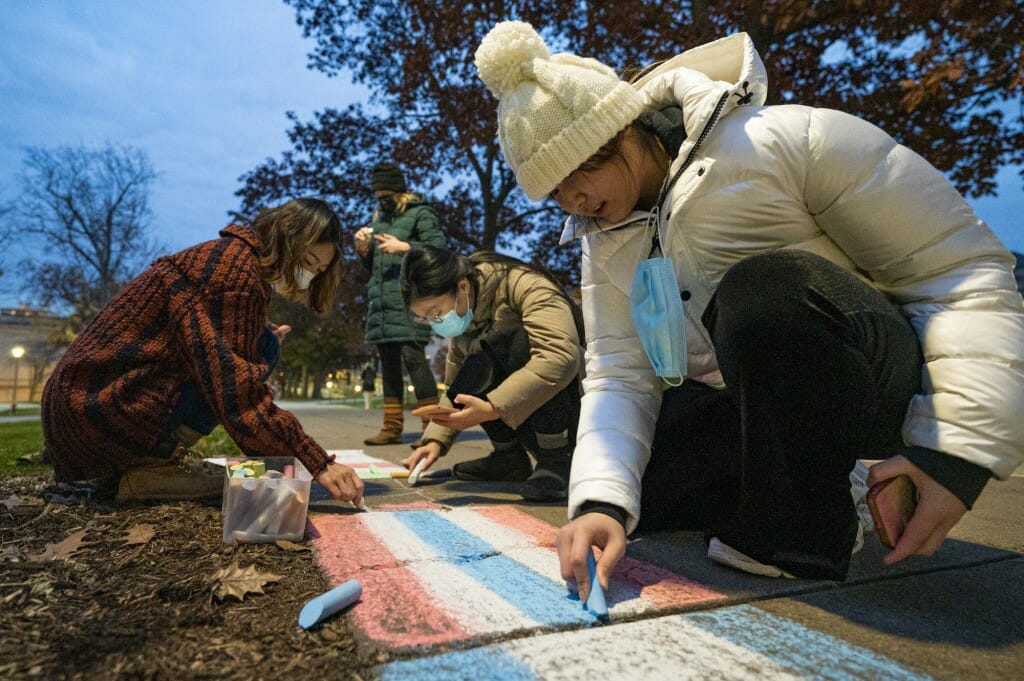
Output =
[
  {"x1": 585, "y1": 549, "x2": 608, "y2": 622},
  {"x1": 298, "y1": 579, "x2": 362, "y2": 629}
]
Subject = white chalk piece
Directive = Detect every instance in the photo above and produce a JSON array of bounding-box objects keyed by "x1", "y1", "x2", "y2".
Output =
[
  {"x1": 408, "y1": 458, "x2": 428, "y2": 486},
  {"x1": 298, "y1": 579, "x2": 363, "y2": 629}
]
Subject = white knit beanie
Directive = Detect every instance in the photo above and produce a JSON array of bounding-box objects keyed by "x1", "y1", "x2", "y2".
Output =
[{"x1": 474, "y1": 21, "x2": 646, "y2": 201}]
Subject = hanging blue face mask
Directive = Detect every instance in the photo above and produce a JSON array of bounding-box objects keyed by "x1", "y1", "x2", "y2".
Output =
[{"x1": 629, "y1": 253, "x2": 686, "y2": 385}]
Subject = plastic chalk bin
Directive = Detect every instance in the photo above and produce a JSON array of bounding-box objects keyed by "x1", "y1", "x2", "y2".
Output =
[{"x1": 221, "y1": 457, "x2": 312, "y2": 544}]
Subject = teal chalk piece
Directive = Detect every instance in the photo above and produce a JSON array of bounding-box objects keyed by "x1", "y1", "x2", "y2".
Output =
[
  {"x1": 584, "y1": 549, "x2": 608, "y2": 622},
  {"x1": 298, "y1": 579, "x2": 362, "y2": 629}
]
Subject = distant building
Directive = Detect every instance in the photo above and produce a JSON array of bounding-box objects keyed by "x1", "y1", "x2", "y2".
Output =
[{"x1": 0, "y1": 307, "x2": 67, "y2": 404}]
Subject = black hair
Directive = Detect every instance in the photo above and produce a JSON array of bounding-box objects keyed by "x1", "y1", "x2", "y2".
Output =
[
  {"x1": 401, "y1": 245, "x2": 584, "y2": 339},
  {"x1": 400, "y1": 245, "x2": 476, "y2": 304}
]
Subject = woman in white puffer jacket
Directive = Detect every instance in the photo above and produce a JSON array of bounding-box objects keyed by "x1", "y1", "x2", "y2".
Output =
[{"x1": 474, "y1": 22, "x2": 1024, "y2": 587}]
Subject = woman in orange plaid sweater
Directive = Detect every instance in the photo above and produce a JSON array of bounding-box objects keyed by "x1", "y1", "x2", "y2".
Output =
[{"x1": 42, "y1": 198, "x2": 364, "y2": 504}]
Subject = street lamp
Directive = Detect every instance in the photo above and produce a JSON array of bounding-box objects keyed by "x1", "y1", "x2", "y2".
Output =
[{"x1": 10, "y1": 346, "x2": 25, "y2": 416}]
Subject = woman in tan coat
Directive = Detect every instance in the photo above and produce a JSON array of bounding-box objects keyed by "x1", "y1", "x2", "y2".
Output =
[{"x1": 400, "y1": 245, "x2": 583, "y2": 501}]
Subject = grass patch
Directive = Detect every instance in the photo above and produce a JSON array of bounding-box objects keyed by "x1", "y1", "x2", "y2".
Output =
[
  {"x1": 0, "y1": 404, "x2": 41, "y2": 417},
  {"x1": 191, "y1": 426, "x2": 244, "y2": 458},
  {"x1": 0, "y1": 420, "x2": 48, "y2": 477},
  {"x1": 0, "y1": 422, "x2": 244, "y2": 479}
]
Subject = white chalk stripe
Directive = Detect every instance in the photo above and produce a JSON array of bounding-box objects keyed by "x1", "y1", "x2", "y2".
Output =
[
  {"x1": 359, "y1": 513, "x2": 539, "y2": 634},
  {"x1": 506, "y1": 614, "x2": 807, "y2": 681},
  {"x1": 445, "y1": 509, "x2": 653, "y2": 617},
  {"x1": 361, "y1": 512, "x2": 441, "y2": 563},
  {"x1": 380, "y1": 613, "x2": 804, "y2": 681}
]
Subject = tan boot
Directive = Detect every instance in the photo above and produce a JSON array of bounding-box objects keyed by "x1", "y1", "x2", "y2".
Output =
[
  {"x1": 364, "y1": 396, "x2": 404, "y2": 445},
  {"x1": 117, "y1": 448, "x2": 224, "y2": 503},
  {"x1": 409, "y1": 395, "x2": 441, "y2": 449}
]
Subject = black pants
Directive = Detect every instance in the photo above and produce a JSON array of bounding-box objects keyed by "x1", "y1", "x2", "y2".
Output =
[
  {"x1": 377, "y1": 341, "x2": 437, "y2": 401},
  {"x1": 639, "y1": 251, "x2": 922, "y2": 579},
  {"x1": 451, "y1": 325, "x2": 580, "y2": 459}
]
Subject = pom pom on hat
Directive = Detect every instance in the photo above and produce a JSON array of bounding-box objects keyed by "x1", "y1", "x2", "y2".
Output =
[
  {"x1": 474, "y1": 21, "x2": 646, "y2": 201},
  {"x1": 475, "y1": 21, "x2": 549, "y2": 98}
]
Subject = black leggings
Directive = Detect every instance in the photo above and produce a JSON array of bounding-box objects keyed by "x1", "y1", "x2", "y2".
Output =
[
  {"x1": 377, "y1": 341, "x2": 437, "y2": 401},
  {"x1": 639, "y1": 250, "x2": 922, "y2": 579},
  {"x1": 451, "y1": 325, "x2": 580, "y2": 457}
]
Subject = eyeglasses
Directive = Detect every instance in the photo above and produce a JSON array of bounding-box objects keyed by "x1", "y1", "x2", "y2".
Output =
[
  {"x1": 412, "y1": 310, "x2": 446, "y2": 325},
  {"x1": 411, "y1": 290, "x2": 461, "y2": 325}
]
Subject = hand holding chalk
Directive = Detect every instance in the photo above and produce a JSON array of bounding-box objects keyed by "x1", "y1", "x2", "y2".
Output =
[
  {"x1": 584, "y1": 548, "x2": 609, "y2": 622},
  {"x1": 408, "y1": 458, "x2": 428, "y2": 486},
  {"x1": 298, "y1": 579, "x2": 362, "y2": 629}
]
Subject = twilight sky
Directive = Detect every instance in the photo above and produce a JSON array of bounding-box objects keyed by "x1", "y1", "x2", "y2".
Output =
[{"x1": 0, "y1": 1, "x2": 1021, "y2": 308}]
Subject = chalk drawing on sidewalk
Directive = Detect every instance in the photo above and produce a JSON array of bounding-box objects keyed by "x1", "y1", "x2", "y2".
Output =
[
  {"x1": 375, "y1": 604, "x2": 933, "y2": 681},
  {"x1": 328, "y1": 449, "x2": 409, "y2": 479},
  {"x1": 311, "y1": 505, "x2": 726, "y2": 650}
]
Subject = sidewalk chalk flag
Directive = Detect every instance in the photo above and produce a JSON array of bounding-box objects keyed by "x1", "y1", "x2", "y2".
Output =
[
  {"x1": 310, "y1": 504, "x2": 727, "y2": 650},
  {"x1": 328, "y1": 449, "x2": 408, "y2": 479},
  {"x1": 375, "y1": 603, "x2": 934, "y2": 681}
]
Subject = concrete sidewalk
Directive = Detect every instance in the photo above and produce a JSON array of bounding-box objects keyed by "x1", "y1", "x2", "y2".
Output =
[{"x1": 293, "y1": 401, "x2": 1023, "y2": 680}]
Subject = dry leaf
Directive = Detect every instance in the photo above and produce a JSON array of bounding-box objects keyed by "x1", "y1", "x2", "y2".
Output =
[
  {"x1": 1, "y1": 495, "x2": 25, "y2": 510},
  {"x1": 2, "y1": 495, "x2": 44, "y2": 517},
  {"x1": 2, "y1": 495, "x2": 42, "y2": 510},
  {"x1": 275, "y1": 540, "x2": 308, "y2": 552},
  {"x1": 209, "y1": 562, "x2": 282, "y2": 602},
  {"x1": 29, "y1": 529, "x2": 91, "y2": 562},
  {"x1": 123, "y1": 524, "x2": 155, "y2": 546}
]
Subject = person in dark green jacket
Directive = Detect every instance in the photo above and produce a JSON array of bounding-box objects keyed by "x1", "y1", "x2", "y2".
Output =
[{"x1": 354, "y1": 162, "x2": 446, "y2": 444}]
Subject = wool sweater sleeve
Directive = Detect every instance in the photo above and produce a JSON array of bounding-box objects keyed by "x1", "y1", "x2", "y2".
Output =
[{"x1": 176, "y1": 288, "x2": 332, "y2": 476}]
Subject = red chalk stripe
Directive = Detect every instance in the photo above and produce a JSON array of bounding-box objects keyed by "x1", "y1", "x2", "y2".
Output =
[{"x1": 310, "y1": 514, "x2": 468, "y2": 647}]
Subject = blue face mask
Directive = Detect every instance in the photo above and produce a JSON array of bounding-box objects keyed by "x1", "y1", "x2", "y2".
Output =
[
  {"x1": 429, "y1": 290, "x2": 473, "y2": 338},
  {"x1": 629, "y1": 255, "x2": 686, "y2": 385}
]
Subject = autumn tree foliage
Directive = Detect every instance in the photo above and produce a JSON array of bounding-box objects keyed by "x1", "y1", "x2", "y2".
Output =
[{"x1": 238, "y1": 0, "x2": 1022, "y2": 280}]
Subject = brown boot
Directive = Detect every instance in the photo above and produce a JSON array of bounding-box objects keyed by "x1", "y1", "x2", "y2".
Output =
[
  {"x1": 117, "y1": 446, "x2": 224, "y2": 503},
  {"x1": 409, "y1": 395, "x2": 441, "y2": 449},
  {"x1": 364, "y1": 396, "x2": 404, "y2": 445}
]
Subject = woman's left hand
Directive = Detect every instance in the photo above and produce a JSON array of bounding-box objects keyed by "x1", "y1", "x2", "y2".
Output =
[
  {"x1": 431, "y1": 394, "x2": 501, "y2": 430},
  {"x1": 373, "y1": 233, "x2": 410, "y2": 254},
  {"x1": 268, "y1": 323, "x2": 292, "y2": 342},
  {"x1": 867, "y1": 455, "x2": 968, "y2": 565}
]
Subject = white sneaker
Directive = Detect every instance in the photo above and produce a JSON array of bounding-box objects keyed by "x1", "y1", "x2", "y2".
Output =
[
  {"x1": 849, "y1": 460, "x2": 874, "y2": 554},
  {"x1": 707, "y1": 537, "x2": 796, "y2": 578},
  {"x1": 708, "y1": 460, "x2": 874, "y2": 578}
]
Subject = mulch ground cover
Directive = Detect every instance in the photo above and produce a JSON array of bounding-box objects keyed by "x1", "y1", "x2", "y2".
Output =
[{"x1": 1, "y1": 472, "x2": 372, "y2": 680}]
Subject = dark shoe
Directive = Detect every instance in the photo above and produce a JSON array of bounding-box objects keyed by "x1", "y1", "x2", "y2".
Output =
[
  {"x1": 453, "y1": 445, "x2": 532, "y2": 482},
  {"x1": 117, "y1": 457, "x2": 224, "y2": 503},
  {"x1": 519, "y1": 461, "x2": 570, "y2": 502},
  {"x1": 364, "y1": 429, "x2": 403, "y2": 446}
]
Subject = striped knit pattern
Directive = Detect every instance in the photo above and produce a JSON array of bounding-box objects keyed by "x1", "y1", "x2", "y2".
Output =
[{"x1": 42, "y1": 226, "x2": 331, "y2": 483}]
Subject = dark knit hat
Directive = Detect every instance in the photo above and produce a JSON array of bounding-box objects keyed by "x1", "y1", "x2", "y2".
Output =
[{"x1": 370, "y1": 162, "x2": 408, "y2": 192}]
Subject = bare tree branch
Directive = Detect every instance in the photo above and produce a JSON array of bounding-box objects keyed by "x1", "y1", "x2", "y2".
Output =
[{"x1": 14, "y1": 144, "x2": 159, "y2": 329}]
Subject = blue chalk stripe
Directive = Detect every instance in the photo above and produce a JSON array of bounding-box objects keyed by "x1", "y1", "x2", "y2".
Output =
[
  {"x1": 380, "y1": 646, "x2": 535, "y2": 681},
  {"x1": 686, "y1": 605, "x2": 932, "y2": 680},
  {"x1": 396, "y1": 511, "x2": 594, "y2": 625}
]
